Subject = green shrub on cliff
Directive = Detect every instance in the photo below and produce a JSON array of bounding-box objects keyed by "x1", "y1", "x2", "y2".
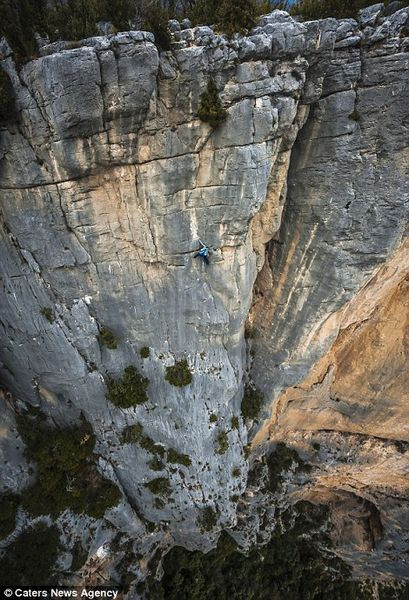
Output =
[
  {"x1": 40, "y1": 306, "x2": 55, "y2": 323},
  {"x1": 106, "y1": 366, "x2": 149, "y2": 407},
  {"x1": 0, "y1": 69, "x2": 17, "y2": 124},
  {"x1": 189, "y1": 0, "x2": 284, "y2": 35},
  {"x1": 231, "y1": 415, "x2": 240, "y2": 430},
  {"x1": 146, "y1": 502, "x2": 369, "y2": 600},
  {"x1": 0, "y1": 0, "x2": 49, "y2": 65},
  {"x1": 165, "y1": 359, "x2": 192, "y2": 387},
  {"x1": 0, "y1": 522, "x2": 61, "y2": 585},
  {"x1": 215, "y1": 0, "x2": 260, "y2": 37},
  {"x1": 267, "y1": 442, "x2": 312, "y2": 493},
  {"x1": 198, "y1": 79, "x2": 227, "y2": 128},
  {"x1": 142, "y1": 0, "x2": 172, "y2": 50},
  {"x1": 16, "y1": 411, "x2": 121, "y2": 518},
  {"x1": 121, "y1": 423, "x2": 165, "y2": 457},
  {"x1": 149, "y1": 457, "x2": 165, "y2": 471},
  {"x1": 241, "y1": 384, "x2": 263, "y2": 420},
  {"x1": 0, "y1": 492, "x2": 20, "y2": 539},
  {"x1": 70, "y1": 540, "x2": 88, "y2": 572},
  {"x1": 140, "y1": 346, "x2": 150, "y2": 358},
  {"x1": 98, "y1": 326, "x2": 118, "y2": 349},
  {"x1": 290, "y1": 0, "x2": 384, "y2": 20},
  {"x1": 215, "y1": 431, "x2": 229, "y2": 454},
  {"x1": 167, "y1": 448, "x2": 192, "y2": 467},
  {"x1": 145, "y1": 477, "x2": 172, "y2": 498},
  {"x1": 196, "y1": 506, "x2": 218, "y2": 532}
]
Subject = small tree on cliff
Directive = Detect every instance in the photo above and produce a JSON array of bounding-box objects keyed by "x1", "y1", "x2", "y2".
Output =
[
  {"x1": 216, "y1": 0, "x2": 260, "y2": 37},
  {"x1": 0, "y1": 69, "x2": 17, "y2": 124},
  {"x1": 198, "y1": 79, "x2": 227, "y2": 128},
  {"x1": 189, "y1": 0, "x2": 278, "y2": 33},
  {"x1": 290, "y1": 0, "x2": 388, "y2": 20}
]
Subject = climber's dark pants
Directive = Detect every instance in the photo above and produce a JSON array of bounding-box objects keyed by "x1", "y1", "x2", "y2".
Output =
[{"x1": 194, "y1": 253, "x2": 209, "y2": 265}]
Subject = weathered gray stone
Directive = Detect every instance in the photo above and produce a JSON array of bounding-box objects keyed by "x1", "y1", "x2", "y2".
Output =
[
  {"x1": 180, "y1": 18, "x2": 192, "y2": 30},
  {"x1": 359, "y1": 2, "x2": 384, "y2": 27},
  {"x1": 0, "y1": 6, "x2": 408, "y2": 589},
  {"x1": 168, "y1": 19, "x2": 181, "y2": 33}
]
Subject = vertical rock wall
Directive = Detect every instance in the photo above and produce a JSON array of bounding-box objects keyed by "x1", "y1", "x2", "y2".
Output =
[{"x1": 0, "y1": 4, "x2": 408, "y2": 584}]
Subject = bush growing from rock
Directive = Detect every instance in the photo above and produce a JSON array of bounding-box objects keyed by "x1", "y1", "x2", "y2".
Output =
[
  {"x1": 142, "y1": 0, "x2": 172, "y2": 50},
  {"x1": 231, "y1": 416, "x2": 239, "y2": 430},
  {"x1": 40, "y1": 306, "x2": 55, "y2": 323},
  {"x1": 0, "y1": 492, "x2": 20, "y2": 539},
  {"x1": 0, "y1": 69, "x2": 17, "y2": 124},
  {"x1": 241, "y1": 384, "x2": 263, "y2": 420},
  {"x1": 16, "y1": 411, "x2": 121, "y2": 518},
  {"x1": 70, "y1": 541, "x2": 88, "y2": 572},
  {"x1": 267, "y1": 442, "x2": 312, "y2": 493},
  {"x1": 167, "y1": 448, "x2": 192, "y2": 467},
  {"x1": 216, "y1": 0, "x2": 260, "y2": 37},
  {"x1": 149, "y1": 457, "x2": 165, "y2": 471},
  {"x1": 165, "y1": 359, "x2": 192, "y2": 387},
  {"x1": 215, "y1": 431, "x2": 229, "y2": 455},
  {"x1": 121, "y1": 422, "x2": 144, "y2": 444},
  {"x1": 98, "y1": 326, "x2": 118, "y2": 349},
  {"x1": 198, "y1": 79, "x2": 227, "y2": 128},
  {"x1": 147, "y1": 503, "x2": 368, "y2": 600},
  {"x1": 189, "y1": 0, "x2": 278, "y2": 35},
  {"x1": 140, "y1": 346, "x2": 150, "y2": 358},
  {"x1": 145, "y1": 477, "x2": 172, "y2": 498},
  {"x1": 106, "y1": 366, "x2": 149, "y2": 407},
  {"x1": 0, "y1": 523, "x2": 61, "y2": 585},
  {"x1": 290, "y1": 0, "x2": 384, "y2": 20},
  {"x1": 196, "y1": 506, "x2": 218, "y2": 532},
  {"x1": 121, "y1": 423, "x2": 165, "y2": 456},
  {"x1": 349, "y1": 110, "x2": 361, "y2": 122}
]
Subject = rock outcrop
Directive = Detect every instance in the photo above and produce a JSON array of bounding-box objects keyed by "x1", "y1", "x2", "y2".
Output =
[{"x1": 0, "y1": 3, "x2": 408, "y2": 591}]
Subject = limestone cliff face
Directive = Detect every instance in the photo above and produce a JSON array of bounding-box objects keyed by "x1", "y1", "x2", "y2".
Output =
[{"x1": 0, "y1": 3, "x2": 408, "y2": 589}]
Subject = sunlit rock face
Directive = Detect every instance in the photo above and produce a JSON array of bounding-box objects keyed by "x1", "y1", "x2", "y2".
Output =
[{"x1": 0, "y1": 4, "x2": 408, "y2": 589}]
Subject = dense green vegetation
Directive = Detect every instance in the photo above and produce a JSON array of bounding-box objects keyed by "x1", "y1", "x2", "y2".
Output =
[
  {"x1": 146, "y1": 500, "x2": 409, "y2": 599},
  {"x1": 121, "y1": 422, "x2": 165, "y2": 456},
  {"x1": 98, "y1": 326, "x2": 118, "y2": 349},
  {"x1": 215, "y1": 430, "x2": 229, "y2": 454},
  {"x1": 16, "y1": 410, "x2": 121, "y2": 518},
  {"x1": 40, "y1": 306, "x2": 56, "y2": 323},
  {"x1": 198, "y1": 79, "x2": 227, "y2": 128},
  {"x1": 70, "y1": 541, "x2": 88, "y2": 572},
  {"x1": 290, "y1": 0, "x2": 408, "y2": 20},
  {"x1": 196, "y1": 506, "x2": 218, "y2": 532},
  {"x1": 146, "y1": 501, "x2": 373, "y2": 600},
  {"x1": 106, "y1": 366, "x2": 149, "y2": 407},
  {"x1": 241, "y1": 383, "x2": 263, "y2": 420},
  {"x1": 165, "y1": 359, "x2": 192, "y2": 387},
  {"x1": 266, "y1": 442, "x2": 312, "y2": 492},
  {"x1": 140, "y1": 346, "x2": 150, "y2": 358},
  {"x1": 0, "y1": 0, "x2": 134, "y2": 64},
  {"x1": 0, "y1": 68, "x2": 17, "y2": 124},
  {"x1": 167, "y1": 448, "x2": 192, "y2": 467},
  {"x1": 0, "y1": 522, "x2": 61, "y2": 585},
  {"x1": 0, "y1": 492, "x2": 20, "y2": 539},
  {"x1": 231, "y1": 415, "x2": 240, "y2": 429},
  {"x1": 149, "y1": 456, "x2": 165, "y2": 471},
  {"x1": 145, "y1": 477, "x2": 172, "y2": 498}
]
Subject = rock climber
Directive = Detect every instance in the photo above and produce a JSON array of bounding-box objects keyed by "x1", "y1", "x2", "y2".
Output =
[{"x1": 194, "y1": 239, "x2": 210, "y2": 265}]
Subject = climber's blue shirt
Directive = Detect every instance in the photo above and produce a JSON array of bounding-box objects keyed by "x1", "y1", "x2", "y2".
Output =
[{"x1": 197, "y1": 246, "x2": 209, "y2": 257}]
